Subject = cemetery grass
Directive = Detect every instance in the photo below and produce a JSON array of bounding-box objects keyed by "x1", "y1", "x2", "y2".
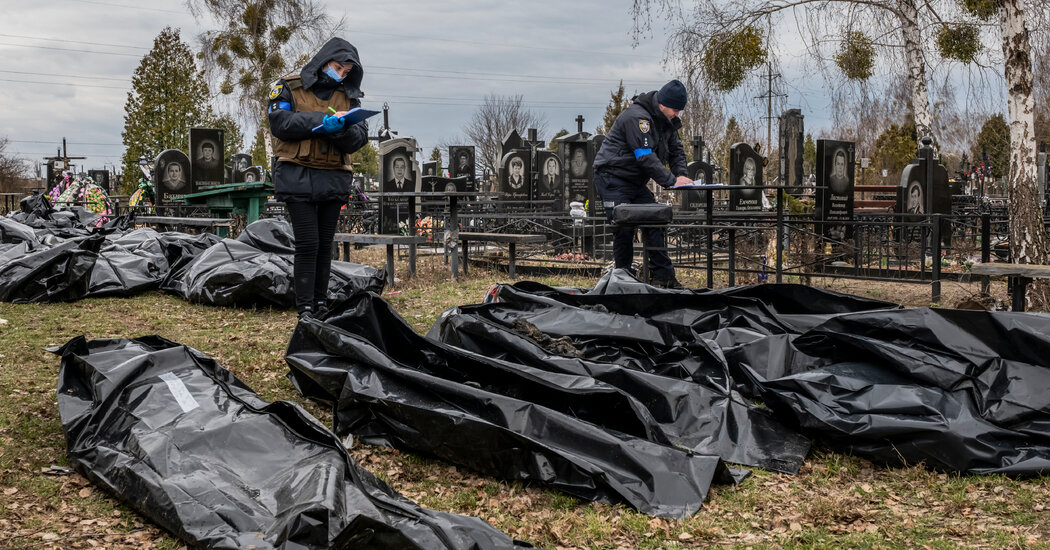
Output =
[{"x1": 0, "y1": 250, "x2": 1046, "y2": 550}]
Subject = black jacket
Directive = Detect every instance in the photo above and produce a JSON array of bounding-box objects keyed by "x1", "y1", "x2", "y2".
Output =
[
  {"x1": 592, "y1": 91, "x2": 687, "y2": 188},
  {"x1": 268, "y1": 38, "x2": 369, "y2": 202}
]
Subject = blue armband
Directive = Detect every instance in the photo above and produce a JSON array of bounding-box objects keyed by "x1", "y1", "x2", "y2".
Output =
[
  {"x1": 268, "y1": 101, "x2": 292, "y2": 113},
  {"x1": 633, "y1": 148, "x2": 652, "y2": 158}
]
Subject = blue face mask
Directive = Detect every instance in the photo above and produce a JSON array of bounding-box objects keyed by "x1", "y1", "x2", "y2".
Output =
[{"x1": 324, "y1": 66, "x2": 345, "y2": 82}]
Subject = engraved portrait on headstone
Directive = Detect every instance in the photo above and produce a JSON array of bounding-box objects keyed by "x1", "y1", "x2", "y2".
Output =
[
  {"x1": 534, "y1": 151, "x2": 560, "y2": 204},
  {"x1": 153, "y1": 149, "x2": 192, "y2": 203},
  {"x1": 385, "y1": 154, "x2": 412, "y2": 192},
  {"x1": 500, "y1": 153, "x2": 530, "y2": 202},
  {"x1": 88, "y1": 170, "x2": 110, "y2": 193},
  {"x1": 231, "y1": 153, "x2": 252, "y2": 183},
  {"x1": 449, "y1": 146, "x2": 476, "y2": 192},
  {"x1": 906, "y1": 180, "x2": 924, "y2": 214},
  {"x1": 816, "y1": 140, "x2": 855, "y2": 239},
  {"x1": 422, "y1": 161, "x2": 437, "y2": 177},
  {"x1": 569, "y1": 144, "x2": 588, "y2": 178},
  {"x1": 243, "y1": 167, "x2": 262, "y2": 183},
  {"x1": 190, "y1": 128, "x2": 224, "y2": 190},
  {"x1": 729, "y1": 143, "x2": 763, "y2": 211},
  {"x1": 379, "y1": 137, "x2": 421, "y2": 233}
]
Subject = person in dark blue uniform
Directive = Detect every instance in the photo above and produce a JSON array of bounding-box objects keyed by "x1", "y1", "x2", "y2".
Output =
[
  {"x1": 268, "y1": 37, "x2": 369, "y2": 318},
  {"x1": 593, "y1": 79, "x2": 691, "y2": 289}
]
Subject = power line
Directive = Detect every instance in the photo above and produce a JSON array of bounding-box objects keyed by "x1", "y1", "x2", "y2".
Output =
[
  {"x1": 351, "y1": 30, "x2": 661, "y2": 61},
  {"x1": 67, "y1": 0, "x2": 186, "y2": 15},
  {"x1": 8, "y1": 78, "x2": 128, "y2": 90},
  {"x1": 0, "y1": 33, "x2": 146, "y2": 50},
  {"x1": 0, "y1": 69, "x2": 129, "y2": 82},
  {"x1": 7, "y1": 140, "x2": 124, "y2": 146},
  {"x1": 0, "y1": 42, "x2": 142, "y2": 58}
]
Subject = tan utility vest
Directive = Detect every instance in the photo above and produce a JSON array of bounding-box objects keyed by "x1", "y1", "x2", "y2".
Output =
[{"x1": 271, "y1": 75, "x2": 353, "y2": 171}]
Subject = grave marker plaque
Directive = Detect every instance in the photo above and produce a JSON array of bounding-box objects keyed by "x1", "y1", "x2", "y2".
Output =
[
  {"x1": 449, "y1": 146, "x2": 476, "y2": 192},
  {"x1": 231, "y1": 153, "x2": 253, "y2": 183},
  {"x1": 189, "y1": 128, "x2": 225, "y2": 190},
  {"x1": 534, "y1": 151, "x2": 561, "y2": 206},
  {"x1": 87, "y1": 170, "x2": 110, "y2": 194},
  {"x1": 422, "y1": 161, "x2": 438, "y2": 178},
  {"x1": 499, "y1": 151, "x2": 530, "y2": 202},
  {"x1": 682, "y1": 160, "x2": 714, "y2": 211},
  {"x1": 728, "y1": 143, "x2": 763, "y2": 211},
  {"x1": 379, "y1": 138, "x2": 420, "y2": 234},
  {"x1": 154, "y1": 149, "x2": 192, "y2": 204},
  {"x1": 815, "y1": 139, "x2": 855, "y2": 240}
]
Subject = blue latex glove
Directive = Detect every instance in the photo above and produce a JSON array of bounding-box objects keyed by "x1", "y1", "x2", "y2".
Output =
[{"x1": 322, "y1": 114, "x2": 346, "y2": 132}]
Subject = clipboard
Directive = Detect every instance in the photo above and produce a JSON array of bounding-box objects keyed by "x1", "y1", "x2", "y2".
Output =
[
  {"x1": 672, "y1": 182, "x2": 727, "y2": 190},
  {"x1": 311, "y1": 107, "x2": 381, "y2": 133}
]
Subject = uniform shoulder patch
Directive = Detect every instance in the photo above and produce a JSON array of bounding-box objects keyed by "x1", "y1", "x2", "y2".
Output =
[
  {"x1": 638, "y1": 119, "x2": 650, "y2": 133},
  {"x1": 268, "y1": 83, "x2": 283, "y2": 100}
]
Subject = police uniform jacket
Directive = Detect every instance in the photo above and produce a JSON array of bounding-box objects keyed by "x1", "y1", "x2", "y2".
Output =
[
  {"x1": 593, "y1": 91, "x2": 687, "y2": 188},
  {"x1": 268, "y1": 37, "x2": 369, "y2": 203}
]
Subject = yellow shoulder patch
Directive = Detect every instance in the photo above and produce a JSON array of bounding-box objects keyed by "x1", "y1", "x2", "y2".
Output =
[
  {"x1": 638, "y1": 119, "x2": 650, "y2": 133},
  {"x1": 268, "y1": 83, "x2": 283, "y2": 100}
]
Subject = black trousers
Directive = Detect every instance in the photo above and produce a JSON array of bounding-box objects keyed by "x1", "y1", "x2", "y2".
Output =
[
  {"x1": 594, "y1": 171, "x2": 675, "y2": 281},
  {"x1": 286, "y1": 200, "x2": 344, "y2": 313}
]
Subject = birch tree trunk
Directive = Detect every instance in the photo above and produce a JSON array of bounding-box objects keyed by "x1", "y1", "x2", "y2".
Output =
[
  {"x1": 1000, "y1": 0, "x2": 1049, "y2": 306},
  {"x1": 898, "y1": 0, "x2": 932, "y2": 141}
]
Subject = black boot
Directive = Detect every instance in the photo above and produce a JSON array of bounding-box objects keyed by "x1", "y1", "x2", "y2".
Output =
[
  {"x1": 652, "y1": 276, "x2": 685, "y2": 290},
  {"x1": 297, "y1": 305, "x2": 314, "y2": 320},
  {"x1": 314, "y1": 301, "x2": 329, "y2": 319}
]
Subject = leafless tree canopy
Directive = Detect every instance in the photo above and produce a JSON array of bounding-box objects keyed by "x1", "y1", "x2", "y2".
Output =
[
  {"x1": 186, "y1": 0, "x2": 346, "y2": 133},
  {"x1": 462, "y1": 94, "x2": 548, "y2": 175},
  {"x1": 0, "y1": 137, "x2": 31, "y2": 193}
]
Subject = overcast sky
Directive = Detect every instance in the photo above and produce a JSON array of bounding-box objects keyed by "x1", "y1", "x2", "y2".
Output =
[{"x1": 2, "y1": 0, "x2": 841, "y2": 175}]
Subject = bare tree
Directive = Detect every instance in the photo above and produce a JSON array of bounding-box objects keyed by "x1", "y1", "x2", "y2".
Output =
[
  {"x1": 632, "y1": 0, "x2": 940, "y2": 141},
  {"x1": 186, "y1": 0, "x2": 346, "y2": 159},
  {"x1": 462, "y1": 94, "x2": 548, "y2": 175},
  {"x1": 0, "y1": 137, "x2": 30, "y2": 193}
]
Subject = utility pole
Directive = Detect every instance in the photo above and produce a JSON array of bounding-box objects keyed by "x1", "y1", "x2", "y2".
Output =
[{"x1": 756, "y1": 62, "x2": 786, "y2": 179}]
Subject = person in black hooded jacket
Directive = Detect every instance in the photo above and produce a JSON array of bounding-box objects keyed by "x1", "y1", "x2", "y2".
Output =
[
  {"x1": 269, "y1": 37, "x2": 369, "y2": 318},
  {"x1": 593, "y1": 79, "x2": 692, "y2": 289}
]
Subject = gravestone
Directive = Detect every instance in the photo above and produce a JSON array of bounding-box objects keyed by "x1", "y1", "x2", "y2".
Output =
[
  {"x1": 87, "y1": 170, "x2": 110, "y2": 194},
  {"x1": 815, "y1": 139, "x2": 856, "y2": 240},
  {"x1": 499, "y1": 151, "x2": 530, "y2": 203},
  {"x1": 534, "y1": 151, "x2": 561, "y2": 205},
  {"x1": 898, "y1": 147, "x2": 951, "y2": 242},
  {"x1": 779, "y1": 109, "x2": 805, "y2": 195},
  {"x1": 728, "y1": 142, "x2": 764, "y2": 211},
  {"x1": 500, "y1": 130, "x2": 532, "y2": 207},
  {"x1": 681, "y1": 136, "x2": 713, "y2": 211},
  {"x1": 231, "y1": 153, "x2": 253, "y2": 183},
  {"x1": 189, "y1": 128, "x2": 225, "y2": 190},
  {"x1": 422, "y1": 161, "x2": 438, "y2": 178},
  {"x1": 449, "y1": 146, "x2": 476, "y2": 192},
  {"x1": 153, "y1": 149, "x2": 192, "y2": 204},
  {"x1": 242, "y1": 167, "x2": 262, "y2": 183},
  {"x1": 378, "y1": 137, "x2": 420, "y2": 234}
]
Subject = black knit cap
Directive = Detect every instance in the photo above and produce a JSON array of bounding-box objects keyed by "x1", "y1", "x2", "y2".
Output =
[{"x1": 656, "y1": 79, "x2": 688, "y2": 110}]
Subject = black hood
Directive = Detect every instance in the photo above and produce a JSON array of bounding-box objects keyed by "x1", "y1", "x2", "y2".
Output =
[
  {"x1": 300, "y1": 37, "x2": 364, "y2": 99},
  {"x1": 633, "y1": 91, "x2": 682, "y2": 131}
]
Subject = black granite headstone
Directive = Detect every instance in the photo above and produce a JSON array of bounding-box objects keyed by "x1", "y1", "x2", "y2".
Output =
[
  {"x1": 728, "y1": 143, "x2": 763, "y2": 211},
  {"x1": 534, "y1": 151, "x2": 561, "y2": 207},
  {"x1": 379, "y1": 138, "x2": 419, "y2": 234},
  {"x1": 500, "y1": 151, "x2": 530, "y2": 202},
  {"x1": 87, "y1": 170, "x2": 110, "y2": 194},
  {"x1": 231, "y1": 153, "x2": 253, "y2": 183},
  {"x1": 154, "y1": 149, "x2": 192, "y2": 204},
  {"x1": 189, "y1": 128, "x2": 225, "y2": 190},
  {"x1": 449, "y1": 146, "x2": 476, "y2": 192},
  {"x1": 242, "y1": 167, "x2": 262, "y2": 183},
  {"x1": 422, "y1": 161, "x2": 438, "y2": 178},
  {"x1": 682, "y1": 160, "x2": 714, "y2": 211},
  {"x1": 816, "y1": 139, "x2": 855, "y2": 240},
  {"x1": 779, "y1": 109, "x2": 804, "y2": 195}
]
